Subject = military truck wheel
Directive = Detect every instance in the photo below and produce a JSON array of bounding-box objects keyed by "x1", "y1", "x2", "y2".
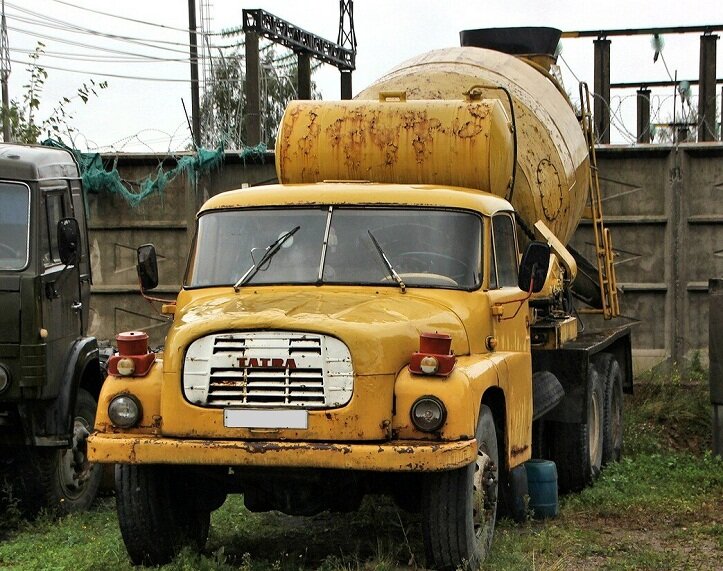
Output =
[
  {"x1": 549, "y1": 366, "x2": 604, "y2": 492},
  {"x1": 421, "y1": 405, "x2": 498, "y2": 570},
  {"x1": 52, "y1": 389, "x2": 103, "y2": 513},
  {"x1": 11, "y1": 389, "x2": 102, "y2": 515},
  {"x1": 115, "y1": 464, "x2": 210, "y2": 566},
  {"x1": 595, "y1": 353, "x2": 624, "y2": 464}
]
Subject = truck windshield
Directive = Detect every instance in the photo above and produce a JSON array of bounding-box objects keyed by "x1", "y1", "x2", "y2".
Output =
[
  {"x1": 186, "y1": 207, "x2": 482, "y2": 290},
  {"x1": 0, "y1": 183, "x2": 31, "y2": 270}
]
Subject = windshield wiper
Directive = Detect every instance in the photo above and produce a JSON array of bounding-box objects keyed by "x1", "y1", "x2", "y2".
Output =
[
  {"x1": 234, "y1": 226, "x2": 300, "y2": 291},
  {"x1": 367, "y1": 229, "x2": 406, "y2": 293}
]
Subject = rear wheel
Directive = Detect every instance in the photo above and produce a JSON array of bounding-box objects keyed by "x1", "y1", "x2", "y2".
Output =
[
  {"x1": 115, "y1": 464, "x2": 210, "y2": 565},
  {"x1": 595, "y1": 353, "x2": 624, "y2": 464},
  {"x1": 421, "y1": 405, "x2": 498, "y2": 570},
  {"x1": 549, "y1": 365, "x2": 604, "y2": 492}
]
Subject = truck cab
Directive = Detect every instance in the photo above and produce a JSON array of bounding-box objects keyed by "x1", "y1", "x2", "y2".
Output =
[
  {"x1": 0, "y1": 143, "x2": 103, "y2": 514},
  {"x1": 90, "y1": 180, "x2": 545, "y2": 568}
]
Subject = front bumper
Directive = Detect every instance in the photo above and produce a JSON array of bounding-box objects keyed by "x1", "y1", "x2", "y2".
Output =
[{"x1": 88, "y1": 433, "x2": 477, "y2": 472}]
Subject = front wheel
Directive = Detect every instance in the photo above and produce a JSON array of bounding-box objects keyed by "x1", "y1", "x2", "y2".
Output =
[
  {"x1": 12, "y1": 388, "x2": 103, "y2": 516},
  {"x1": 115, "y1": 464, "x2": 210, "y2": 566},
  {"x1": 421, "y1": 405, "x2": 498, "y2": 570}
]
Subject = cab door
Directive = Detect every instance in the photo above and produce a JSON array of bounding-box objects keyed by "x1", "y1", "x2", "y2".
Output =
[
  {"x1": 39, "y1": 186, "x2": 82, "y2": 399},
  {"x1": 486, "y1": 212, "x2": 533, "y2": 463}
]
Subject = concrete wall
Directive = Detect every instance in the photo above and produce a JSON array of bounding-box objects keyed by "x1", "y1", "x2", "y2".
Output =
[
  {"x1": 86, "y1": 152, "x2": 276, "y2": 347},
  {"x1": 569, "y1": 144, "x2": 723, "y2": 371},
  {"x1": 86, "y1": 145, "x2": 723, "y2": 371}
]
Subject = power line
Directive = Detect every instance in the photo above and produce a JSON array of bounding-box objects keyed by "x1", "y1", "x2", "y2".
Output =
[
  {"x1": 8, "y1": 23, "x2": 190, "y2": 56},
  {"x1": 48, "y1": 0, "x2": 201, "y2": 35},
  {"x1": 8, "y1": 56, "x2": 190, "y2": 82},
  {"x1": 7, "y1": 56, "x2": 254, "y2": 84},
  {"x1": 6, "y1": 4, "x2": 193, "y2": 53},
  {"x1": 9, "y1": 46, "x2": 192, "y2": 64}
]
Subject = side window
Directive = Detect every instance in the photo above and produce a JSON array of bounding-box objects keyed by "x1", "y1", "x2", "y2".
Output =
[
  {"x1": 492, "y1": 214, "x2": 518, "y2": 287},
  {"x1": 42, "y1": 192, "x2": 67, "y2": 266}
]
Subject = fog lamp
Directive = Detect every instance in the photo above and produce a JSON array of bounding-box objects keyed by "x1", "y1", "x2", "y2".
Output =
[
  {"x1": 411, "y1": 396, "x2": 447, "y2": 432},
  {"x1": 419, "y1": 355, "x2": 439, "y2": 374},
  {"x1": 116, "y1": 357, "x2": 136, "y2": 376},
  {"x1": 108, "y1": 395, "x2": 142, "y2": 428}
]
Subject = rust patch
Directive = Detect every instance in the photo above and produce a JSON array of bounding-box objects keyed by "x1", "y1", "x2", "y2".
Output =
[
  {"x1": 243, "y1": 441, "x2": 354, "y2": 455},
  {"x1": 394, "y1": 447, "x2": 415, "y2": 454},
  {"x1": 511, "y1": 444, "x2": 529, "y2": 457}
]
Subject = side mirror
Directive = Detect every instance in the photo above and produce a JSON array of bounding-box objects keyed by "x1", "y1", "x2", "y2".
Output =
[
  {"x1": 518, "y1": 241, "x2": 551, "y2": 294},
  {"x1": 57, "y1": 218, "x2": 80, "y2": 265},
  {"x1": 137, "y1": 244, "x2": 159, "y2": 291}
]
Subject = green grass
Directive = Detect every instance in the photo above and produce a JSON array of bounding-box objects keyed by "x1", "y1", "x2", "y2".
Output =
[{"x1": 0, "y1": 366, "x2": 720, "y2": 570}]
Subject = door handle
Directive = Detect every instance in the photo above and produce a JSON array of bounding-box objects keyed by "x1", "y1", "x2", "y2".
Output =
[{"x1": 71, "y1": 301, "x2": 83, "y2": 311}]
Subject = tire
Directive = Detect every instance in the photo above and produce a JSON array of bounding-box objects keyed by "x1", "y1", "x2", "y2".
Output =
[
  {"x1": 11, "y1": 388, "x2": 103, "y2": 516},
  {"x1": 532, "y1": 371, "x2": 565, "y2": 421},
  {"x1": 549, "y1": 365, "x2": 604, "y2": 493},
  {"x1": 595, "y1": 353, "x2": 624, "y2": 464},
  {"x1": 421, "y1": 405, "x2": 498, "y2": 570},
  {"x1": 115, "y1": 464, "x2": 210, "y2": 566}
]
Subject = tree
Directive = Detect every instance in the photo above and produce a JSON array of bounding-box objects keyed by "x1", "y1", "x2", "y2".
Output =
[
  {"x1": 200, "y1": 45, "x2": 320, "y2": 150},
  {"x1": 1, "y1": 42, "x2": 107, "y2": 145}
]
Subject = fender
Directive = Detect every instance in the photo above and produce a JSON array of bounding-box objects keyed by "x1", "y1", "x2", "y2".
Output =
[{"x1": 33, "y1": 336, "x2": 100, "y2": 446}]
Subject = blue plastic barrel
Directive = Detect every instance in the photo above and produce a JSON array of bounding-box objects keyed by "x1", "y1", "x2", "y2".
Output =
[{"x1": 524, "y1": 459, "x2": 559, "y2": 519}]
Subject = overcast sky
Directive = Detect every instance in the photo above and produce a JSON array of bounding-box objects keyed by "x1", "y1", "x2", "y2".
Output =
[{"x1": 4, "y1": 0, "x2": 721, "y2": 152}]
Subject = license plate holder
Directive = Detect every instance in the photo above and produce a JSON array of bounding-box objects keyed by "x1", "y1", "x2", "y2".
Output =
[{"x1": 223, "y1": 408, "x2": 308, "y2": 429}]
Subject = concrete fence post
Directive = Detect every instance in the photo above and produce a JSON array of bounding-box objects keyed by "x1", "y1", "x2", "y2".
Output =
[{"x1": 710, "y1": 278, "x2": 723, "y2": 456}]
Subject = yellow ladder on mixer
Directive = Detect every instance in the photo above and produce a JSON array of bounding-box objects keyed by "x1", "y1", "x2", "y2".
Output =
[{"x1": 579, "y1": 82, "x2": 620, "y2": 319}]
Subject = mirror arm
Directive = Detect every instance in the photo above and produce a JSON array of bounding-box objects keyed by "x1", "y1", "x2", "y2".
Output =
[
  {"x1": 138, "y1": 278, "x2": 177, "y2": 305},
  {"x1": 494, "y1": 279, "x2": 534, "y2": 322},
  {"x1": 44, "y1": 263, "x2": 76, "y2": 299},
  {"x1": 493, "y1": 263, "x2": 540, "y2": 322}
]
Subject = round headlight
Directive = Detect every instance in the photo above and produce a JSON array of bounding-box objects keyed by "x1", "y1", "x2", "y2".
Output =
[
  {"x1": 0, "y1": 365, "x2": 9, "y2": 394},
  {"x1": 108, "y1": 395, "x2": 142, "y2": 428},
  {"x1": 411, "y1": 396, "x2": 447, "y2": 433}
]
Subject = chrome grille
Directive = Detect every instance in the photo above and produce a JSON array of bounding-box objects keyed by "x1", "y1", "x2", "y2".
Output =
[{"x1": 183, "y1": 331, "x2": 353, "y2": 408}]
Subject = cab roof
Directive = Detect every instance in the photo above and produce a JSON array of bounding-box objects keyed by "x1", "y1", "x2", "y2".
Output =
[
  {"x1": 0, "y1": 143, "x2": 80, "y2": 182},
  {"x1": 200, "y1": 182, "x2": 514, "y2": 217}
]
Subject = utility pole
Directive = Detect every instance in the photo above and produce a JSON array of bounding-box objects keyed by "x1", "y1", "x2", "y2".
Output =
[
  {"x1": 188, "y1": 0, "x2": 201, "y2": 147},
  {"x1": 1, "y1": 0, "x2": 11, "y2": 142}
]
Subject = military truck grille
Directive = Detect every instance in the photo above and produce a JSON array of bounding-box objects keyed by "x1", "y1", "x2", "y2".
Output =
[{"x1": 183, "y1": 332, "x2": 354, "y2": 408}]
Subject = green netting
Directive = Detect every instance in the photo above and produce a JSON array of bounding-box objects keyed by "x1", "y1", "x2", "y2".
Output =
[{"x1": 41, "y1": 139, "x2": 268, "y2": 207}]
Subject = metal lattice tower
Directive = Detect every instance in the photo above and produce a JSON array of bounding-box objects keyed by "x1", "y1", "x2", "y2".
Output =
[
  {"x1": 337, "y1": 1, "x2": 356, "y2": 99},
  {"x1": 337, "y1": 0, "x2": 357, "y2": 53},
  {"x1": 1, "y1": 0, "x2": 11, "y2": 141},
  {"x1": 198, "y1": 0, "x2": 213, "y2": 94}
]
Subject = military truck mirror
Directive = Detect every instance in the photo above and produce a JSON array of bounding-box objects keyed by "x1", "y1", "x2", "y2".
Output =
[
  {"x1": 518, "y1": 241, "x2": 550, "y2": 294},
  {"x1": 137, "y1": 244, "x2": 159, "y2": 291},
  {"x1": 57, "y1": 218, "x2": 80, "y2": 265}
]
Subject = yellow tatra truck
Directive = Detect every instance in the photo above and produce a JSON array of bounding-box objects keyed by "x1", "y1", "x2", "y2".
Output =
[{"x1": 89, "y1": 28, "x2": 633, "y2": 569}]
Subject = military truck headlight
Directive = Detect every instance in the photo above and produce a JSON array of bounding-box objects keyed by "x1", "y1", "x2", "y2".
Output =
[
  {"x1": 0, "y1": 365, "x2": 9, "y2": 394},
  {"x1": 108, "y1": 395, "x2": 142, "y2": 428},
  {"x1": 411, "y1": 396, "x2": 446, "y2": 432}
]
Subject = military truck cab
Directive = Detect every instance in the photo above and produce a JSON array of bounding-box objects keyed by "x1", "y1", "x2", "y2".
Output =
[{"x1": 0, "y1": 143, "x2": 103, "y2": 514}]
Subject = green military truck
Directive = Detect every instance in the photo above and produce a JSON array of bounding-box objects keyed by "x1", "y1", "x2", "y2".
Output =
[{"x1": 0, "y1": 143, "x2": 103, "y2": 514}]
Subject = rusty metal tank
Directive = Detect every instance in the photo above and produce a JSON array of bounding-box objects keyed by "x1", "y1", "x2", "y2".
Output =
[
  {"x1": 276, "y1": 28, "x2": 590, "y2": 246},
  {"x1": 276, "y1": 96, "x2": 515, "y2": 199}
]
